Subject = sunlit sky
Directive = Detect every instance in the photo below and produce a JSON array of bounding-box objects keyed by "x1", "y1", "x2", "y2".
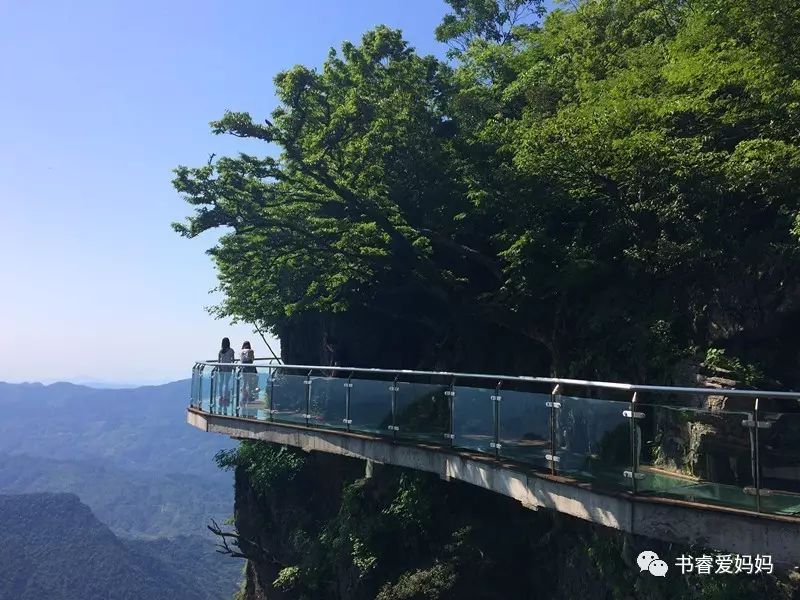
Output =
[{"x1": 0, "y1": 0, "x2": 449, "y2": 384}]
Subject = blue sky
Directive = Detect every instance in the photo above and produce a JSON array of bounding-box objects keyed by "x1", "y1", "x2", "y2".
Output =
[{"x1": 0, "y1": 0, "x2": 450, "y2": 384}]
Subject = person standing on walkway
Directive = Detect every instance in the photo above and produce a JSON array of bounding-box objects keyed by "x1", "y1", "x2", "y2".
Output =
[
  {"x1": 217, "y1": 337, "x2": 235, "y2": 411},
  {"x1": 240, "y1": 341, "x2": 257, "y2": 403}
]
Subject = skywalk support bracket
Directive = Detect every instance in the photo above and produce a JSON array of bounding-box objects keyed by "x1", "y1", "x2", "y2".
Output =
[
  {"x1": 623, "y1": 410, "x2": 645, "y2": 419},
  {"x1": 744, "y1": 487, "x2": 773, "y2": 496},
  {"x1": 742, "y1": 419, "x2": 772, "y2": 429}
]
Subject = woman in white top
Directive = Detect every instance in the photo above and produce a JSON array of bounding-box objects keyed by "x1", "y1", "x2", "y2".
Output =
[{"x1": 240, "y1": 341, "x2": 257, "y2": 403}]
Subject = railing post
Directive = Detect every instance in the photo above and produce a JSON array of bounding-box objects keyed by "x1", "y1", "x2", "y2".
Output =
[
  {"x1": 194, "y1": 364, "x2": 200, "y2": 409},
  {"x1": 196, "y1": 364, "x2": 203, "y2": 409},
  {"x1": 625, "y1": 391, "x2": 643, "y2": 494},
  {"x1": 754, "y1": 397, "x2": 762, "y2": 513},
  {"x1": 547, "y1": 384, "x2": 561, "y2": 474},
  {"x1": 234, "y1": 366, "x2": 241, "y2": 417},
  {"x1": 268, "y1": 370, "x2": 275, "y2": 422},
  {"x1": 202, "y1": 365, "x2": 209, "y2": 411},
  {"x1": 390, "y1": 375, "x2": 399, "y2": 441},
  {"x1": 444, "y1": 377, "x2": 456, "y2": 446},
  {"x1": 210, "y1": 368, "x2": 217, "y2": 415},
  {"x1": 304, "y1": 370, "x2": 312, "y2": 426},
  {"x1": 343, "y1": 373, "x2": 353, "y2": 432},
  {"x1": 491, "y1": 381, "x2": 502, "y2": 458},
  {"x1": 190, "y1": 364, "x2": 197, "y2": 407}
]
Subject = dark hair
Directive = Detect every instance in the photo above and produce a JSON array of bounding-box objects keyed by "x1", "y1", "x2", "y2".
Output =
[
  {"x1": 221, "y1": 337, "x2": 230, "y2": 351},
  {"x1": 242, "y1": 341, "x2": 251, "y2": 349}
]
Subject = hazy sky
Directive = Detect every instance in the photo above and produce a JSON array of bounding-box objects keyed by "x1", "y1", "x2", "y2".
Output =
[{"x1": 0, "y1": 0, "x2": 449, "y2": 384}]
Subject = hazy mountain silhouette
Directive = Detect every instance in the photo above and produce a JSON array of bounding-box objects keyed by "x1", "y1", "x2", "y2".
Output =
[
  {"x1": 0, "y1": 493, "x2": 240, "y2": 600},
  {"x1": 0, "y1": 380, "x2": 243, "y2": 597},
  {"x1": 0, "y1": 380, "x2": 234, "y2": 478}
]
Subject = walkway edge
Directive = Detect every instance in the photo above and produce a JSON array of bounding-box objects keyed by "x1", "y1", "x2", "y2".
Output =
[{"x1": 188, "y1": 408, "x2": 800, "y2": 567}]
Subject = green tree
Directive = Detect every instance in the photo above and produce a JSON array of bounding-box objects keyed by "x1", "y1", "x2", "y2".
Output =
[{"x1": 175, "y1": 0, "x2": 800, "y2": 383}]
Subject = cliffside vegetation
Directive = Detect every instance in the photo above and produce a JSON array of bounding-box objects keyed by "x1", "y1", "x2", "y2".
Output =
[{"x1": 215, "y1": 442, "x2": 795, "y2": 600}]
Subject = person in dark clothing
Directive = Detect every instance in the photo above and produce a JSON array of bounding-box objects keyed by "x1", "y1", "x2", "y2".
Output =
[{"x1": 217, "y1": 337, "x2": 235, "y2": 409}]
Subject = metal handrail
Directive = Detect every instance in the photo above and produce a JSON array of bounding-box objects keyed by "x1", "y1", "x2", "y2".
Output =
[
  {"x1": 203, "y1": 357, "x2": 282, "y2": 363},
  {"x1": 193, "y1": 361, "x2": 800, "y2": 400}
]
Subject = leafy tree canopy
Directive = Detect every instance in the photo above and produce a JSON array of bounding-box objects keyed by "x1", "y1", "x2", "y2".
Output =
[{"x1": 175, "y1": 0, "x2": 800, "y2": 383}]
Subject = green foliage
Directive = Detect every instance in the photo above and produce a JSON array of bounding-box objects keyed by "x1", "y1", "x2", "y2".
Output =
[
  {"x1": 232, "y1": 457, "x2": 799, "y2": 600},
  {"x1": 435, "y1": 0, "x2": 544, "y2": 55},
  {"x1": 582, "y1": 532, "x2": 790, "y2": 600},
  {"x1": 215, "y1": 440, "x2": 304, "y2": 497},
  {"x1": 272, "y1": 566, "x2": 301, "y2": 591},
  {"x1": 376, "y1": 563, "x2": 457, "y2": 600},
  {"x1": 175, "y1": 0, "x2": 800, "y2": 382},
  {"x1": 704, "y1": 348, "x2": 764, "y2": 386}
]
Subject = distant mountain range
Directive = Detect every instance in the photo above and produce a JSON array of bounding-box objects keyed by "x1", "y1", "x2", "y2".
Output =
[
  {"x1": 0, "y1": 453, "x2": 231, "y2": 538},
  {"x1": 0, "y1": 379, "x2": 242, "y2": 598},
  {"x1": 0, "y1": 493, "x2": 240, "y2": 600},
  {"x1": 0, "y1": 379, "x2": 234, "y2": 480}
]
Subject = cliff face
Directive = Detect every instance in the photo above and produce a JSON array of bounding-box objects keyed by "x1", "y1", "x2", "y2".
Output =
[{"x1": 225, "y1": 443, "x2": 795, "y2": 600}]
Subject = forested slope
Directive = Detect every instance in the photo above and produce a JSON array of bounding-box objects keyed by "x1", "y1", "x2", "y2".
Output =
[{"x1": 0, "y1": 493, "x2": 239, "y2": 600}]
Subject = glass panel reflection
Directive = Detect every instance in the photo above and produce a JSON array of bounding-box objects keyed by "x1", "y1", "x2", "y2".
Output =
[
  {"x1": 638, "y1": 406, "x2": 756, "y2": 510},
  {"x1": 211, "y1": 366, "x2": 236, "y2": 416},
  {"x1": 308, "y1": 376, "x2": 347, "y2": 429},
  {"x1": 190, "y1": 366, "x2": 200, "y2": 408},
  {"x1": 198, "y1": 366, "x2": 213, "y2": 412},
  {"x1": 239, "y1": 367, "x2": 272, "y2": 420},
  {"x1": 758, "y1": 411, "x2": 800, "y2": 516},
  {"x1": 555, "y1": 396, "x2": 631, "y2": 490},
  {"x1": 453, "y1": 386, "x2": 495, "y2": 453},
  {"x1": 497, "y1": 390, "x2": 550, "y2": 470},
  {"x1": 349, "y1": 379, "x2": 393, "y2": 435},
  {"x1": 395, "y1": 382, "x2": 450, "y2": 444},
  {"x1": 271, "y1": 372, "x2": 309, "y2": 425}
]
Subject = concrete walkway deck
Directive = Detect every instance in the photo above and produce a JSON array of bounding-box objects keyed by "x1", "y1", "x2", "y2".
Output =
[{"x1": 188, "y1": 407, "x2": 800, "y2": 567}]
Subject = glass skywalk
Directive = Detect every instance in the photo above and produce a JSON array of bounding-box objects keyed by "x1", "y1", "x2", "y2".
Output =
[{"x1": 190, "y1": 361, "x2": 800, "y2": 517}]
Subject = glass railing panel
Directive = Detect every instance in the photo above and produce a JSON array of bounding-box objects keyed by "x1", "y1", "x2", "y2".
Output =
[
  {"x1": 453, "y1": 386, "x2": 495, "y2": 453},
  {"x1": 554, "y1": 396, "x2": 631, "y2": 490},
  {"x1": 308, "y1": 375, "x2": 347, "y2": 429},
  {"x1": 190, "y1": 365, "x2": 200, "y2": 408},
  {"x1": 210, "y1": 366, "x2": 237, "y2": 416},
  {"x1": 349, "y1": 378, "x2": 393, "y2": 435},
  {"x1": 394, "y1": 382, "x2": 450, "y2": 444},
  {"x1": 757, "y1": 411, "x2": 800, "y2": 516},
  {"x1": 197, "y1": 366, "x2": 213, "y2": 412},
  {"x1": 497, "y1": 390, "x2": 550, "y2": 470},
  {"x1": 270, "y1": 372, "x2": 309, "y2": 425},
  {"x1": 637, "y1": 405, "x2": 756, "y2": 510},
  {"x1": 237, "y1": 366, "x2": 270, "y2": 420}
]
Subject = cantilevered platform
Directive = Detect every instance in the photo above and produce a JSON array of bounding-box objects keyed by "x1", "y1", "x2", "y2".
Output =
[{"x1": 188, "y1": 361, "x2": 800, "y2": 566}]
